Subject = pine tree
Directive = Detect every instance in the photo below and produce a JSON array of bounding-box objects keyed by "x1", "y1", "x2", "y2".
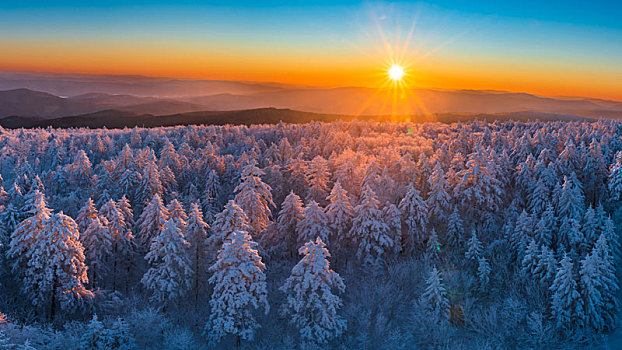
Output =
[
  {"x1": 521, "y1": 239, "x2": 539, "y2": 276},
  {"x1": 426, "y1": 229, "x2": 441, "y2": 259},
  {"x1": 234, "y1": 161, "x2": 275, "y2": 233},
  {"x1": 274, "y1": 191, "x2": 304, "y2": 256},
  {"x1": 426, "y1": 161, "x2": 451, "y2": 218},
  {"x1": 603, "y1": 215, "x2": 620, "y2": 259},
  {"x1": 534, "y1": 203, "x2": 555, "y2": 247},
  {"x1": 580, "y1": 251, "x2": 605, "y2": 331},
  {"x1": 138, "y1": 163, "x2": 164, "y2": 205},
  {"x1": 550, "y1": 254, "x2": 583, "y2": 331},
  {"x1": 306, "y1": 155, "x2": 331, "y2": 204},
  {"x1": 142, "y1": 219, "x2": 192, "y2": 305},
  {"x1": 167, "y1": 198, "x2": 188, "y2": 229},
  {"x1": 76, "y1": 198, "x2": 99, "y2": 233},
  {"x1": 581, "y1": 205, "x2": 599, "y2": 250},
  {"x1": 465, "y1": 230, "x2": 483, "y2": 261},
  {"x1": 608, "y1": 151, "x2": 622, "y2": 202},
  {"x1": 186, "y1": 203, "x2": 209, "y2": 304},
  {"x1": 533, "y1": 245, "x2": 557, "y2": 287},
  {"x1": 528, "y1": 176, "x2": 550, "y2": 215},
  {"x1": 446, "y1": 208, "x2": 464, "y2": 248},
  {"x1": 297, "y1": 200, "x2": 331, "y2": 247},
  {"x1": 117, "y1": 195, "x2": 134, "y2": 230},
  {"x1": 31, "y1": 212, "x2": 93, "y2": 318},
  {"x1": 206, "y1": 230, "x2": 269, "y2": 344},
  {"x1": 208, "y1": 200, "x2": 250, "y2": 253},
  {"x1": 383, "y1": 203, "x2": 403, "y2": 255},
  {"x1": 421, "y1": 267, "x2": 450, "y2": 323},
  {"x1": 591, "y1": 234, "x2": 620, "y2": 331},
  {"x1": 280, "y1": 238, "x2": 346, "y2": 345},
  {"x1": 8, "y1": 190, "x2": 52, "y2": 281},
  {"x1": 349, "y1": 185, "x2": 393, "y2": 266},
  {"x1": 69, "y1": 150, "x2": 94, "y2": 186},
  {"x1": 80, "y1": 315, "x2": 137, "y2": 350},
  {"x1": 82, "y1": 216, "x2": 113, "y2": 287},
  {"x1": 325, "y1": 181, "x2": 353, "y2": 243},
  {"x1": 398, "y1": 185, "x2": 428, "y2": 252},
  {"x1": 557, "y1": 173, "x2": 585, "y2": 221},
  {"x1": 477, "y1": 257, "x2": 491, "y2": 289},
  {"x1": 101, "y1": 199, "x2": 134, "y2": 292},
  {"x1": 511, "y1": 210, "x2": 533, "y2": 256},
  {"x1": 137, "y1": 194, "x2": 170, "y2": 247}
]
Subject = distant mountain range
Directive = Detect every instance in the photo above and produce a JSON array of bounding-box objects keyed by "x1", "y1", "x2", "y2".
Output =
[{"x1": 0, "y1": 71, "x2": 621, "y2": 128}]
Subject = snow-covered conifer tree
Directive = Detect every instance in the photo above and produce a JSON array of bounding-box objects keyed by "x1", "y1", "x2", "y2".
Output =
[
  {"x1": 208, "y1": 199, "x2": 250, "y2": 253},
  {"x1": 557, "y1": 173, "x2": 585, "y2": 220},
  {"x1": 8, "y1": 190, "x2": 51, "y2": 276},
  {"x1": 138, "y1": 163, "x2": 164, "y2": 205},
  {"x1": 608, "y1": 151, "x2": 622, "y2": 202},
  {"x1": 69, "y1": 150, "x2": 93, "y2": 186},
  {"x1": 325, "y1": 181, "x2": 353, "y2": 243},
  {"x1": 349, "y1": 185, "x2": 393, "y2": 266},
  {"x1": 274, "y1": 191, "x2": 304, "y2": 256},
  {"x1": 521, "y1": 239, "x2": 539, "y2": 276},
  {"x1": 234, "y1": 161, "x2": 275, "y2": 233},
  {"x1": 305, "y1": 155, "x2": 331, "y2": 204},
  {"x1": 117, "y1": 195, "x2": 134, "y2": 230},
  {"x1": 206, "y1": 230, "x2": 269, "y2": 344},
  {"x1": 465, "y1": 229, "x2": 483, "y2": 261},
  {"x1": 76, "y1": 198, "x2": 99, "y2": 234},
  {"x1": 30, "y1": 212, "x2": 93, "y2": 318},
  {"x1": 186, "y1": 202, "x2": 209, "y2": 302},
  {"x1": 142, "y1": 219, "x2": 192, "y2": 305},
  {"x1": 477, "y1": 257, "x2": 491, "y2": 289},
  {"x1": 533, "y1": 245, "x2": 557, "y2": 287},
  {"x1": 296, "y1": 200, "x2": 331, "y2": 246},
  {"x1": 550, "y1": 254, "x2": 583, "y2": 331},
  {"x1": 167, "y1": 198, "x2": 188, "y2": 229},
  {"x1": 82, "y1": 215, "x2": 112, "y2": 287},
  {"x1": 534, "y1": 203, "x2": 555, "y2": 247},
  {"x1": 421, "y1": 267, "x2": 450, "y2": 323},
  {"x1": 426, "y1": 161, "x2": 451, "y2": 218},
  {"x1": 446, "y1": 208, "x2": 464, "y2": 248},
  {"x1": 426, "y1": 229, "x2": 441, "y2": 259},
  {"x1": 398, "y1": 184, "x2": 428, "y2": 252},
  {"x1": 280, "y1": 238, "x2": 346, "y2": 345},
  {"x1": 137, "y1": 194, "x2": 169, "y2": 247}
]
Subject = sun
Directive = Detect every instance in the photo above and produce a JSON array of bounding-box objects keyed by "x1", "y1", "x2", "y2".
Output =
[{"x1": 388, "y1": 65, "x2": 405, "y2": 81}]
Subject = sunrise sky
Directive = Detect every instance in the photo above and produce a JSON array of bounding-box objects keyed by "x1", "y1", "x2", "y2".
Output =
[{"x1": 1, "y1": 1, "x2": 621, "y2": 100}]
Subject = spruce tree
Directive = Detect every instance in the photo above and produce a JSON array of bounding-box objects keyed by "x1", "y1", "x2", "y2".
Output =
[
  {"x1": 349, "y1": 185, "x2": 393, "y2": 267},
  {"x1": 234, "y1": 161, "x2": 275, "y2": 233},
  {"x1": 280, "y1": 238, "x2": 346, "y2": 345},
  {"x1": 325, "y1": 181, "x2": 353, "y2": 244},
  {"x1": 82, "y1": 216, "x2": 113, "y2": 287},
  {"x1": 186, "y1": 202, "x2": 209, "y2": 304},
  {"x1": 550, "y1": 254, "x2": 583, "y2": 331},
  {"x1": 421, "y1": 267, "x2": 450, "y2": 323},
  {"x1": 208, "y1": 200, "x2": 250, "y2": 253},
  {"x1": 137, "y1": 194, "x2": 169, "y2": 247},
  {"x1": 297, "y1": 200, "x2": 331, "y2": 246},
  {"x1": 142, "y1": 219, "x2": 192, "y2": 305},
  {"x1": 465, "y1": 230, "x2": 483, "y2": 261},
  {"x1": 76, "y1": 198, "x2": 99, "y2": 233},
  {"x1": 275, "y1": 191, "x2": 304, "y2": 256},
  {"x1": 398, "y1": 184, "x2": 428, "y2": 251},
  {"x1": 206, "y1": 230, "x2": 269, "y2": 344}
]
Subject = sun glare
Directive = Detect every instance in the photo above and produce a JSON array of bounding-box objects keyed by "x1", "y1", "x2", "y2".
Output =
[{"x1": 388, "y1": 65, "x2": 405, "y2": 81}]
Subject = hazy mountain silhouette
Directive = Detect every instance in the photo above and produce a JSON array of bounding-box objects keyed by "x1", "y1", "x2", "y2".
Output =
[{"x1": 0, "y1": 71, "x2": 621, "y2": 124}]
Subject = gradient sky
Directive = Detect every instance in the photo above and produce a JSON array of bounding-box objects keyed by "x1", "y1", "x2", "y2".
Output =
[{"x1": 1, "y1": 1, "x2": 621, "y2": 100}]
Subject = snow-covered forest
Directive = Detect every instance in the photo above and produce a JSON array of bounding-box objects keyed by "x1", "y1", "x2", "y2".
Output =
[{"x1": 0, "y1": 119, "x2": 620, "y2": 349}]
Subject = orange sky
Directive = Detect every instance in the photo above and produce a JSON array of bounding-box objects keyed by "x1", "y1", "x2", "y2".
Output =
[{"x1": 1, "y1": 2, "x2": 621, "y2": 101}]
